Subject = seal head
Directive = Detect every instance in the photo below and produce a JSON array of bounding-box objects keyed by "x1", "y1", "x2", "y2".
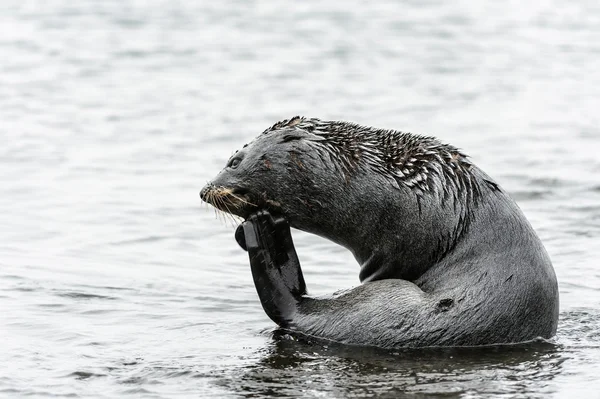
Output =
[{"x1": 203, "y1": 116, "x2": 480, "y2": 282}]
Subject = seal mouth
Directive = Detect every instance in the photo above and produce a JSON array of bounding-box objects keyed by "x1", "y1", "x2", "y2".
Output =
[
  {"x1": 200, "y1": 184, "x2": 258, "y2": 219},
  {"x1": 200, "y1": 183, "x2": 285, "y2": 220}
]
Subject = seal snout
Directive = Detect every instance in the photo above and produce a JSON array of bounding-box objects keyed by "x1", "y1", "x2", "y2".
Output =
[
  {"x1": 200, "y1": 182, "x2": 257, "y2": 218},
  {"x1": 199, "y1": 183, "x2": 214, "y2": 202}
]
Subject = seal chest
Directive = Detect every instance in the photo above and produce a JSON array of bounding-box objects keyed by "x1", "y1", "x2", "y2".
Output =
[{"x1": 201, "y1": 117, "x2": 559, "y2": 348}]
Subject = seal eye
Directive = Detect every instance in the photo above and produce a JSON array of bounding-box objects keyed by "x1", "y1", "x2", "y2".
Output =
[{"x1": 228, "y1": 158, "x2": 241, "y2": 169}]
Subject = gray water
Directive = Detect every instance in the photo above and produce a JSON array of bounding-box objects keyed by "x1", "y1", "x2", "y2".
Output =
[{"x1": 1, "y1": 1, "x2": 600, "y2": 397}]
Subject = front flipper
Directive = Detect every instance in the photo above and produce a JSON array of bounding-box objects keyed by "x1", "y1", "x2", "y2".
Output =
[
  {"x1": 235, "y1": 210, "x2": 306, "y2": 326},
  {"x1": 234, "y1": 212, "x2": 464, "y2": 347}
]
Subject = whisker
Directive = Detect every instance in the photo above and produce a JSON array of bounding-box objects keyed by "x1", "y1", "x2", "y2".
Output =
[
  {"x1": 201, "y1": 186, "x2": 246, "y2": 228},
  {"x1": 216, "y1": 197, "x2": 226, "y2": 224},
  {"x1": 223, "y1": 201, "x2": 239, "y2": 223},
  {"x1": 221, "y1": 200, "x2": 240, "y2": 228},
  {"x1": 229, "y1": 193, "x2": 257, "y2": 207}
]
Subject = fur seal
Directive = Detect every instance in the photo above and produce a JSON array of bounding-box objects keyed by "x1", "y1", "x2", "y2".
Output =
[{"x1": 200, "y1": 117, "x2": 559, "y2": 347}]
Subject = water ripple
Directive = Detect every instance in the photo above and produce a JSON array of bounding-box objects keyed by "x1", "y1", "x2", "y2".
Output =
[{"x1": 1, "y1": 0, "x2": 599, "y2": 397}]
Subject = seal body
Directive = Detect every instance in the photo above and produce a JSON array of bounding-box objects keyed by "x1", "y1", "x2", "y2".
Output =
[{"x1": 200, "y1": 117, "x2": 559, "y2": 347}]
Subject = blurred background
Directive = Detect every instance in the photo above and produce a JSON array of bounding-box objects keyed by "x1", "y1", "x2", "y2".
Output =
[{"x1": 1, "y1": 1, "x2": 599, "y2": 397}]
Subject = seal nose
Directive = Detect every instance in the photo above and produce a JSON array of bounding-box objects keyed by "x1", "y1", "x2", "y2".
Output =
[{"x1": 199, "y1": 183, "x2": 213, "y2": 203}]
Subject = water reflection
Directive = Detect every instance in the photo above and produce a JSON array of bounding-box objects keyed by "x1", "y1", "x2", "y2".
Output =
[{"x1": 223, "y1": 331, "x2": 564, "y2": 398}]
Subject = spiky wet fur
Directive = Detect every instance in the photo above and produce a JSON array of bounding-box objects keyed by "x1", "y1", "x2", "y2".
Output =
[{"x1": 263, "y1": 116, "x2": 488, "y2": 194}]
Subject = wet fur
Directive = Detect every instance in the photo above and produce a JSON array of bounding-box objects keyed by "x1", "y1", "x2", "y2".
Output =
[{"x1": 201, "y1": 117, "x2": 559, "y2": 347}]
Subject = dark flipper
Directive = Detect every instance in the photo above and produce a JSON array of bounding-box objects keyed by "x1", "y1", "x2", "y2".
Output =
[
  {"x1": 235, "y1": 210, "x2": 306, "y2": 327},
  {"x1": 234, "y1": 212, "x2": 490, "y2": 347}
]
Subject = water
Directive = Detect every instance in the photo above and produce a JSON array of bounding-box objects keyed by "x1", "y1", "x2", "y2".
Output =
[{"x1": 1, "y1": 1, "x2": 599, "y2": 397}]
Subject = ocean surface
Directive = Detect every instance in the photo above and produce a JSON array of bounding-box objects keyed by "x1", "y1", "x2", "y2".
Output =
[{"x1": 1, "y1": 1, "x2": 600, "y2": 397}]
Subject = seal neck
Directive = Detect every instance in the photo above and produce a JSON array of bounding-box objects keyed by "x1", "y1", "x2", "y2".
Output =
[
  {"x1": 347, "y1": 181, "x2": 475, "y2": 284},
  {"x1": 358, "y1": 251, "x2": 396, "y2": 283},
  {"x1": 355, "y1": 245, "x2": 434, "y2": 283}
]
